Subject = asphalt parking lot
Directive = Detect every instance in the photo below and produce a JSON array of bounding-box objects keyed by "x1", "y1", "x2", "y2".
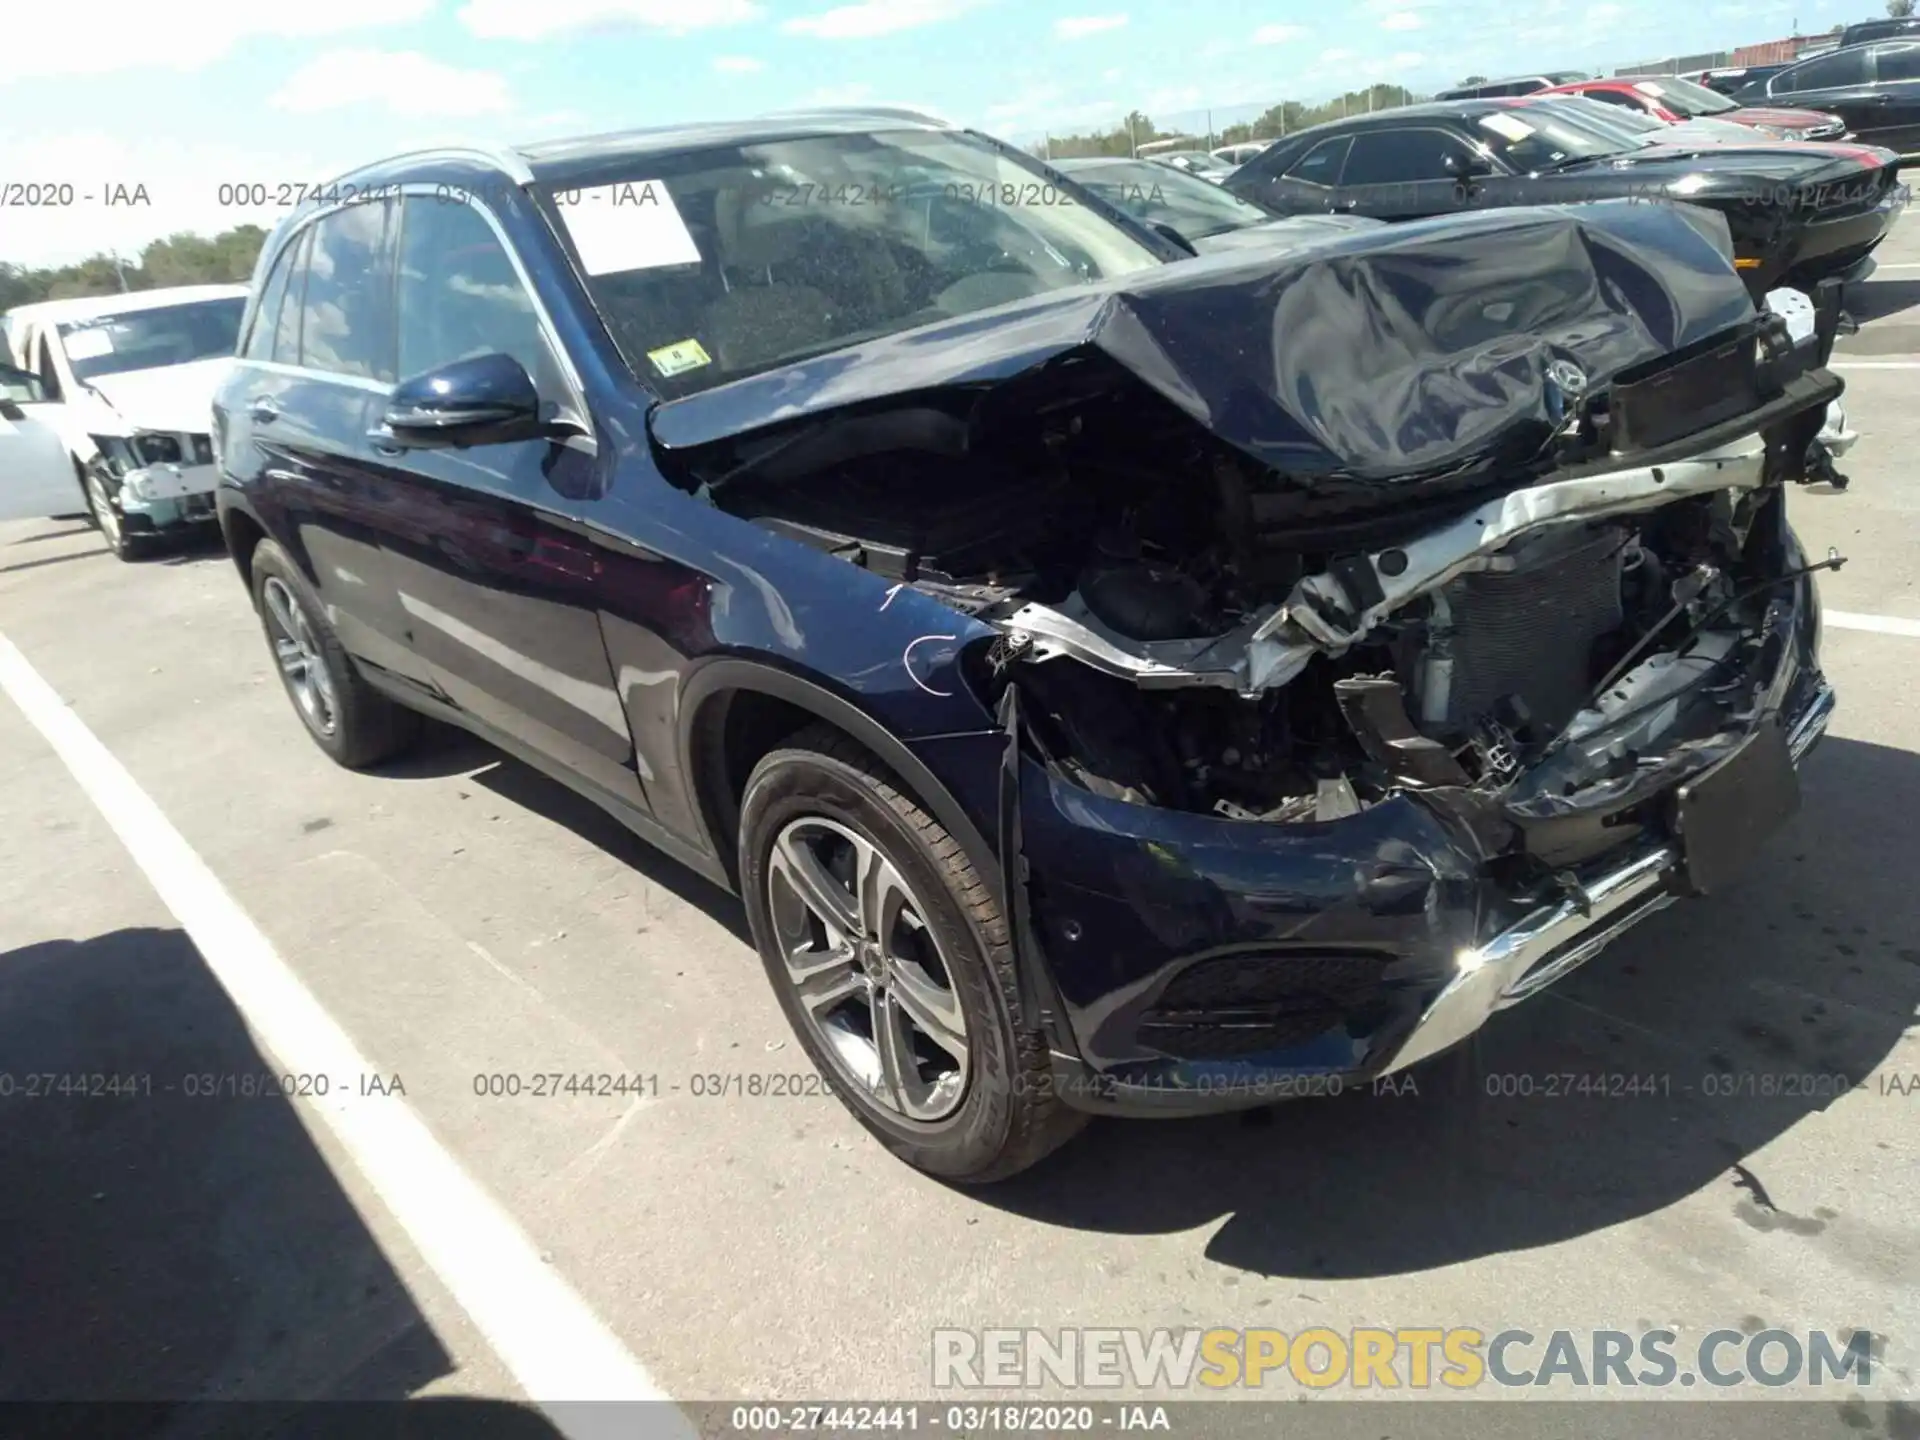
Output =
[{"x1": 3, "y1": 227, "x2": 1918, "y2": 1437}]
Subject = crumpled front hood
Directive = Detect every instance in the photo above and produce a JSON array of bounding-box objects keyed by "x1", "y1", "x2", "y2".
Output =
[
  {"x1": 652, "y1": 199, "x2": 1754, "y2": 485},
  {"x1": 81, "y1": 356, "x2": 231, "y2": 437}
]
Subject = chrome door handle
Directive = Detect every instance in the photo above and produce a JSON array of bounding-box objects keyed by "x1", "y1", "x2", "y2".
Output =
[{"x1": 248, "y1": 396, "x2": 281, "y2": 423}]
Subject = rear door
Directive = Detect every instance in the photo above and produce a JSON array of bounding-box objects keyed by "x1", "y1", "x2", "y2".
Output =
[
  {"x1": 366, "y1": 189, "x2": 642, "y2": 810},
  {"x1": 1330, "y1": 126, "x2": 1496, "y2": 220},
  {"x1": 0, "y1": 365, "x2": 83, "y2": 521},
  {"x1": 226, "y1": 201, "x2": 431, "y2": 686}
]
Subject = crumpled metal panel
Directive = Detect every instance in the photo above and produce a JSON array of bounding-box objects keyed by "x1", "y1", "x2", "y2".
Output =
[{"x1": 651, "y1": 198, "x2": 1755, "y2": 485}]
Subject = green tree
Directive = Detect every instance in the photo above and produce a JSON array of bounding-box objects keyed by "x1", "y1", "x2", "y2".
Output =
[
  {"x1": 0, "y1": 225, "x2": 266, "y2": 310},
  {"x1": 1890, "y1": 0, "x2": 1916, "y2": 17}
]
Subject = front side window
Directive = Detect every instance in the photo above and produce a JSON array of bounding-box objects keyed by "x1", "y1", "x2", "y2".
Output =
[
  {"x1": 1777, "y1": 49, "x2": 1871, "y2": 93},
  {"x1": 54, "y1": 298, "x2": 244, "y2": 382},
  {"x1": 297, "y1": 201, "x2": 392, "y2": 380},
  {"x1": 1066, "y1": 161, "x2": 1276, "y2": 242},
  {"x1": 546, "y1": 128, "x2": 1165, "y2": 397},
  {"x1": 1340, "y1": 129, "x2": 1480, "y2": 186},
  {"x1": 1875, "y1": 42, "x2": 1920, "y2": 82},
  {"x1": 394, "y1": 195, "x2": 565, "y2": 397},
  {"x1": 1285, "y1": 136, "x2": 1353, "y2": 187}
]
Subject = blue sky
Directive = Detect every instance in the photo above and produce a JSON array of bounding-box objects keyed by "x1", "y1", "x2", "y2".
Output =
[{"x1": 4, "y1": 0, "x2": 1849, "y2": 264}]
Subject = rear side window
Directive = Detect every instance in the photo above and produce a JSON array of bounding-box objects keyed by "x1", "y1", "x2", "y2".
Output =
[
  {"x1": 1584, "y1": 89, "x2": 1643, "y2": 109},
  {"x1": 1876, "y1": 42, "x2": 1920, "y2": 82},
  {"x1": 1285, "y1": 136, "x2": 1352, "y2": 186},
  {"x1": 269, "y1": 228, "x2": 312, "y2": 365},
  {"x1": 297, "y1": 201, "x2": 392, "y2": 381},
  {"x1": 1778, "y1": 49, "x2": 1870, "y2": 92},
  {"x1": 394, "y1": 196, "x2": 565, "y2": 396},
  {"x1": 245, "y1": 237, "x2": 301, "y2": 362}
]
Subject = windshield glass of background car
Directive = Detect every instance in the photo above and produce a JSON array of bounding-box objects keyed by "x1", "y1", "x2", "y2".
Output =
[
  {"x1": 1632, "y1": 77, "x2": 1738, "y2": 115},
  {"x1": 1474, "y1": 108, "x2": 1631, "y2": 169},
  {"x1": 56, "y1": 298, "x2": 245, "y2": 382},
  {"x1": 546, "y1": 129, "x2": 1164, "y2": 398},
  {"x1": 1524, "y1": 99, "x2": 1660, "y2": 146},
  {"x1": 1069, "y1": 162, "x2": 1275, "y2": 240}
]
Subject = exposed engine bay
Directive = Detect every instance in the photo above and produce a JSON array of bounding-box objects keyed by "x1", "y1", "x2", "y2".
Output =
[{"x1": 654, "y1": 208, "x2": 1845, "y2": 839}]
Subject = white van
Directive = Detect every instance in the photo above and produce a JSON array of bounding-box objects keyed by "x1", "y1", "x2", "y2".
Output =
[{"x1": 0, "y1": 284, "x2": 247, "y2": 559}]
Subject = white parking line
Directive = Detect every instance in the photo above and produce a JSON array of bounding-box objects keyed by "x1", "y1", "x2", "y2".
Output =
[
  {"x1": 1826, "y1": 610, "x2": 1920, "y2": 639},
  {"x1": 1831, "y1": 360, "x2": 1920, "y2": 369},
  {"x1": 0, "y1": 632, "x2": 687, "y2": 1438}
]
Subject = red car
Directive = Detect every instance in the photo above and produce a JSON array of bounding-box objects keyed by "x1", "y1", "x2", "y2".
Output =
[{"x1": 1539, "y1": 75, "x2": 1848, "y2": 141}]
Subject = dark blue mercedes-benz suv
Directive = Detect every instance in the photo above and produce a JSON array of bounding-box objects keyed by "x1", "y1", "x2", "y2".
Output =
[{"x1": 213, "y1": 110, "x2": 1841, "y2": 1182}]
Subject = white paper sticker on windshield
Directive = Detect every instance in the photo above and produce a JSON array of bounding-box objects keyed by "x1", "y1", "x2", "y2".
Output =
[
  {"x1": 62, "y1": 328, "x2": 115, "y2": 361},
  {"x1": 1477, "y1": 112, "x2": 1535, "y2": 142},
  {"x1": 558, "y1": 181, "x2": 702, "y2": 276}
]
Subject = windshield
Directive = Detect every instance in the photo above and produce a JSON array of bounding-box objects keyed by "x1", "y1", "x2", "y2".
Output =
[
  {"x1": 1523, "y1": 98, "x2": 1663, "y2": 144},
  {"x1": 550, "y1": 129, "x2": 1164, "y2": 398},
  {"x1": 1062, "y1": 160, "x2": 1276, "y2": 242},
  {"x1": 1473, "y1": 107, "x2": 1635, "y2": 171},
  {"x1": 56, "y1": 298, "x2": 244, "y2": 382},
  {"x1": 1630, "y1": 76, "x2": 1738, "y2": 116}
]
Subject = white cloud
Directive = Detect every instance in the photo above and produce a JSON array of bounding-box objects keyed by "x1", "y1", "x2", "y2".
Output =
[
  {"x1": 1055, "y1": 14, "x2": 1128, "y2": 39},
  {"x1": 1, "y1": 0, "x2": 432, "y2": 80},
  {"x1": 271, "y1": 50, "x2": 514, "y2": 117},
  {"x1": 1101, "y1": 67, "x2": 1124, "y2": 81},
  {"x1": 1318, "y1": 47, "x2": 1357, "y2": 64},
  {"x1": 1252, "y1": 23, "x2": 1308, "y2": 44},
  {"x1": 783, "y1": 0, "x2": 975, "y2": 38},
  {"x1": 457, "y1": 0, "x2": 760, "y2": 40},
  {"x1": 713, "y1": 54, "x2": 767, "y2": 71},
  {"x1": 1379, "y1": 10, "x2": 1424, "y2": 30}
]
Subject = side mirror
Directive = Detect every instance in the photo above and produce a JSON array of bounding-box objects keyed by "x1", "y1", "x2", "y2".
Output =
[
  {"x1": 1149, "y1": 222, "x2": 1200, "y2": 256},
  {"x1": 1446, "y1": 150, "x2": 1496, "y2": 179},
  {"x1": 379, "y1": 353, "x2": 546, "y2": 450}
]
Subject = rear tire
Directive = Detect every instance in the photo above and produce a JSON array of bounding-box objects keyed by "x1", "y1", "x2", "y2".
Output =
[
  {"x1": 738, "y1": 723, "x2": 1085, "y2": 1183},
  {"x1": 250, "y1": 538, "x2": 420, "y2": 768}
]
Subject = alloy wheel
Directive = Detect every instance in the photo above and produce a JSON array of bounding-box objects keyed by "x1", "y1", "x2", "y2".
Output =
[
  {"x1": 766, "y1": 816, "x2": 970, "y2": 1122},
  {"x1": 261, "y1": 576, "x2": 340, "y2": 737}
]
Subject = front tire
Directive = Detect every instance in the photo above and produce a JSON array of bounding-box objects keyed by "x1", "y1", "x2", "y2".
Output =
[
  {"x1": 250, "y1": 538, "x2": 419, "y2": 768},
  {"x1": 83, "y1": 465, "x2": 148, "y2": 561},
  {"x1": 738, "y1": 725, "x2": 1085, "y2": 1183}
]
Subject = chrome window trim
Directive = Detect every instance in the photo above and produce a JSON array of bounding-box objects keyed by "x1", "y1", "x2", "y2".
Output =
[{"x1": 232, "y1": 358, "x2": 394, "y2": 395}]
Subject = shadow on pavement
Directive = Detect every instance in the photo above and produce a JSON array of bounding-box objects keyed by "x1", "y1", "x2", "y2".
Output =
[
  {"x1": 0, "y1": 925, "x2": 565, "y2": 1438},
  {"x1": 371, "y1": 721, "x2": 751, "y2": 946},
  {"x1": 984, "y1": 735, "x2": 1920, "y2": 1280}
]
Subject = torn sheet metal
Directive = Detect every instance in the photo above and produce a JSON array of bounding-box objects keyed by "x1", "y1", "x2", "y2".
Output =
[{"x1": 650, "y1": 200, "x2": 1755, "y2": 486}]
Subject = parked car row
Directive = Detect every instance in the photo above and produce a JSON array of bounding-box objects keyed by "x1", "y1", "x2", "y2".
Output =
[{"x1": 0, "y1": 103, "x2": 1874, "y2": 1183}]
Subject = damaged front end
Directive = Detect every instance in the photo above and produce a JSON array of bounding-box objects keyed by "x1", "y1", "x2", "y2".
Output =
[{"x1": 654, "y1": 200, "x2": 1844, "y2": 1109}]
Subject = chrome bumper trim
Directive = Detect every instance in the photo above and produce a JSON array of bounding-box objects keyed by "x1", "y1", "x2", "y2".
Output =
[{"x1": 1379, "y1": 682, "x2": 1836, "y2": 1077}]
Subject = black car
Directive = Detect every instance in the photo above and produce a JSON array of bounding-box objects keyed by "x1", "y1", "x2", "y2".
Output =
[
  {"x1": 1434, "y1": 71, "x2": 1586, "y2": 100},
  {"x1": 1730, "y1": 40, "x2": 1920, "y2": 157},
  {"x1": 1838, "y1": 16, "x2": 1920, "y2": 49},
  {"x1": 1051, "y1": 156, "x2": 1384, "y2": 253},
  {"x1": 1692, "y1": 64, "x2": 1789, "y2": 98},
  {"x1": 215, "y1": 111, "x2": 1840, "y2": 1182},
  {"x1": 1223, "y1": 98, "x2": 1906, "y2": 295}
]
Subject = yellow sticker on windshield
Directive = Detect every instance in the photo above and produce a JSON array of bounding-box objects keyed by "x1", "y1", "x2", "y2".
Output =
[{"x1": 647, "y1": 338, "x2": 712, "y2": 377}]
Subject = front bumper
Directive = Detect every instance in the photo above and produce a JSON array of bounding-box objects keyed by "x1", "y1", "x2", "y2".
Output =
[
  {"x1": 119, "y1": 462, "x2": 218, "y2": 526},
  {"x1": 1010, "y1": 575, "x2": 1831, "y2": 1118}
]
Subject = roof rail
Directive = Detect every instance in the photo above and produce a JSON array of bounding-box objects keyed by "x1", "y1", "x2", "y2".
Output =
[
  {"x1": 757, "y1": 105, "x2": 958, "y2": 128},
  {"x1": 326, "y1": 144, "x2": 535, "y2": 189}
]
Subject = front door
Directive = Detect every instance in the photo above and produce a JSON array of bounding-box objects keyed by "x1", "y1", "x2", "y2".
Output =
[
  {"x1": 1330, "y1": 126, "x2": 1494, "y2": 220},
  {"x1": 369, "y1": 190, "x2": 645, "y2": 811},
  {"x1": 0, "y1": 366, "x2": 83, "y2": 521}
]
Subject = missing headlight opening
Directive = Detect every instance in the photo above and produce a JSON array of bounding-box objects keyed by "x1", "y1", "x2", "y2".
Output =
[{"x1": 661, "y1": 223, "x2": 1842, "y2": 832}]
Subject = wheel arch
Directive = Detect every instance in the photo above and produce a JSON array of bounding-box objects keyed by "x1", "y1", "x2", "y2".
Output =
[{"x1": 679, "y1": 659, "x2": 1002, "y2": 900}]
